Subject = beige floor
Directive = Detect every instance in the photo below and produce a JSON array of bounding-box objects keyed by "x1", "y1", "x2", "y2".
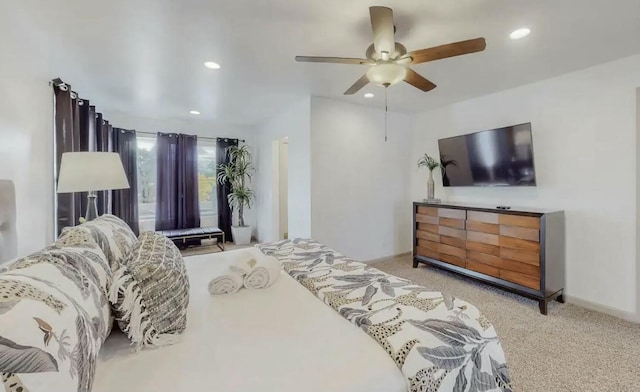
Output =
[{"x1": 371, "y1": 254, "x2": 640, "y2": 392}]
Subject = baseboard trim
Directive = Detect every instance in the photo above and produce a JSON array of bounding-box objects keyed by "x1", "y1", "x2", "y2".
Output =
[
  {"x1": 565, "y1": 295, "x2": 639, "y2": 323},
  {"x1": 363, "y1": 252, "x2": 411, "y2": 265}
]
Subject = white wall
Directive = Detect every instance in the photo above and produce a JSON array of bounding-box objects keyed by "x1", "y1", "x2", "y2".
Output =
[
  {"x1": 255, "y1": 98, "x2": 311, "y2": 242},
  {"x1": 636, "y1": 87, "x2": 640, "y2": 319},
  {"x1": 0, "y1": 31, "x2": 54, "y2": 259},
  {"x1": 410, "y1": 55, "x2": 640, "y2": 317},
  {"x1": 310, "y1": 97, "x2": 414, "y2": 261}
]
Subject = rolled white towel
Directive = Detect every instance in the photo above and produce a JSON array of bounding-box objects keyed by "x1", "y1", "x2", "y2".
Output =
[
  {"x1": 229, "y1": 249, "x2": 260, "y2": 275},
  {"x1": 208, "y1": 268, "x2": 244, "y2": 295},
  {"x1": 244, "y1": 255, "x2": 281, "y2": 289}
]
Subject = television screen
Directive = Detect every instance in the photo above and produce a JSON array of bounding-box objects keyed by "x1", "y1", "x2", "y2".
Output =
[{"x1": 437, "y1": 123, "x2": 536, "y2": 187}]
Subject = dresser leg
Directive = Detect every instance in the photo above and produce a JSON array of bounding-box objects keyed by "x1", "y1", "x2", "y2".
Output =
[
  {"x1": 538, "y1": 300, "x2": 548, "y2": 315},
  {"x1": 412, "y1": 259, "x2": 419, "y2": 268},
  {"x1": 556, "y1": 293, "x2": 565, "y2": 303}
]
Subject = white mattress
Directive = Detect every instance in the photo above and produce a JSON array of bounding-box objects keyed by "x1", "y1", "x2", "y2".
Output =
[{"x1": 94, "y1": 250, "x2": 406, "y2": 392}]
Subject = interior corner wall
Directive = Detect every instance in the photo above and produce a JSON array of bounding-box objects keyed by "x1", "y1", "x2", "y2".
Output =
[
  {"x1": 255, "y1": 97, "x2": 311, "y2": 242},
  {"x1": 310, "y1": 97, "x2": 414, "y2": 261},
  {"x1": 636, "y1": 87, "x2": 640, "y2": 320},
  {"x1": 410, "y1": 54, "x2": 640, "y2": 317},
  {"x1": 0, "y1": 34, "x2": 54, "y2": 260}
]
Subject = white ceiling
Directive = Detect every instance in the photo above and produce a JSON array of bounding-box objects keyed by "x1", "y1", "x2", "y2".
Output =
[{"x1": 3, "y1": 0, "x2": 640, "y2": 126}]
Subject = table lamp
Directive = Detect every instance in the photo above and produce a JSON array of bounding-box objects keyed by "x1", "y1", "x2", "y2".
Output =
[{"x1": 57, "y1": 152, "x2": 130, "y2": 221}]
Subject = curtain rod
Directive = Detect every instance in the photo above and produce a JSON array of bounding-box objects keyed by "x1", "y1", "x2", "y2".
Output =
[{"x1": 136, "y1": 131, "x2": 245, "y2": 143}]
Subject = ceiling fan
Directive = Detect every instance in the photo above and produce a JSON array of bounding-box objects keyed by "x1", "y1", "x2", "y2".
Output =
[{"x1": 295, "y1": 6, "x2": 487, "y2": 95}]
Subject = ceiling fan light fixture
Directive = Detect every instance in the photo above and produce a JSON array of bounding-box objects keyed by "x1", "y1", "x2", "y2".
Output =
[
  {"x1": 510, "y1": 28, "x2": 531, "y2": 40},
  {"x1": 366, "y1": 63, "x2": 407, "y2": 87}
]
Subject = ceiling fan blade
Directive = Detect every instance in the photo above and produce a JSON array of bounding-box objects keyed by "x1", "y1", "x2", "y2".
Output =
[
  {"x1": 344, "y1": 74, "x2": 369, "y2": 95},
  {"x1": 369, "y1": 6, "x2": 395, "y2": 58},
  {"x1": 409, "y1": 38, "x2": 486, "y2": 64},
  {"x1": 295, "y1": 56, "x2": 372, "y2": 65},
  {"x1": 404, "y1": 68, "x2": 437, "y2": 92}
]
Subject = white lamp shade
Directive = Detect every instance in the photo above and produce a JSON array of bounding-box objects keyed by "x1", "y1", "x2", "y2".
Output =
[
  {"x1": 57, "y1": 152, "x2": 130, "y2": 193},
  {"x1": 366, "y1": 63, "x2": 407, "y2": 86}
]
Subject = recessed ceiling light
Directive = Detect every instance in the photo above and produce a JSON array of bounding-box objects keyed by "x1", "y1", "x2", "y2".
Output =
[
  {"x1": 510, "y1": 28, "x2": 531, "y2": 40},
  {"x1": 189, "y1": 110, "x2": 200, "y2": 115},
  {"x1": 204, "y1": 61, "x2": 221, "y2": 69},
  {"x1": 364, "y1": 93, "x2": 374, "y2": 98}
]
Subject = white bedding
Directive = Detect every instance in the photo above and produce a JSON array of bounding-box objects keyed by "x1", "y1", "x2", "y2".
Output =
[{"x1": 94, "y1": 250, "x2": 406, "y2": 392}]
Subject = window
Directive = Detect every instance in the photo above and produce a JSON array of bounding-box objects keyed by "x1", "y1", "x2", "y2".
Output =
[
  {"x1": 136, "y1": 135, "x2": 217, "y2": 224},
  {"x1": 197, "y1": 140, "x2": 217, "y2": 216},
  {"x1": 136, "y1": 136, "x2": 157, "y2": 221}
]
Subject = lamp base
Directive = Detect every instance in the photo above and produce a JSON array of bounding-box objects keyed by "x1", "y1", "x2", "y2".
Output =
[{"x1": 85, "y1": 192, "x2": 98, "y2": 222}]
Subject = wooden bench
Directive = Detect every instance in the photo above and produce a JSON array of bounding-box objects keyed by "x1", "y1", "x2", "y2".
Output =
[{"x1": 158, "y1": 227, "x2": 225, "y2": 251}]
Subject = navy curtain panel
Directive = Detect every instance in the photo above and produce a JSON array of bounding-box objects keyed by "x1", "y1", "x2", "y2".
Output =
[
  {"x1": 95, "y1": 113, "x2": 114, "y2": 216},
  {"x1": 53, "y1": 83, "x2": 79, "y2": 233},
  {"x1": 112, "y1": 128, "x2": 140, "y2": 235},
  {"x1": 216, "y1": 138, "x2": 238, "y2": 241},
  {"x1": 53, "y1": 78, "x2": 133, "y2": 235},
  {"x1": 155, "y1": 132, "x2": 201, "y2": 231}
]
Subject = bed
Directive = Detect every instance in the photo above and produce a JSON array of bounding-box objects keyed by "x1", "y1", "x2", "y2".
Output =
[
  {"x1": 94, "y1": 249, "x2": 407, "y2": 392},
  {"x1": 95, "y1": 239, "x2": 511, "y2": 392}
]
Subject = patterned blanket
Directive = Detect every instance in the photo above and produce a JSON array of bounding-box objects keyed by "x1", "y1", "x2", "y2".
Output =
[{"x1": 258, "y1": 239, "x2": 512, "y2": 392}]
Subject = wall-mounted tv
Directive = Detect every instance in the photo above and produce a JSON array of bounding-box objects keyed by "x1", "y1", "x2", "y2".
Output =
[{"x1": 437, "y1": 123, "x2": 536, "y2": 187}]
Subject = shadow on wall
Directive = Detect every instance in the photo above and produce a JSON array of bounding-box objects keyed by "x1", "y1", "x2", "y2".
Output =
[{"x1": 0, "y1": 180, "x2": 17, "y2": 263}]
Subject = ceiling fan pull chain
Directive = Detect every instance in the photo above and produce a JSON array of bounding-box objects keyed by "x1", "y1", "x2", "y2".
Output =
[{"x1": 384, "y1": 86, "x2": 388, "y2": 142}]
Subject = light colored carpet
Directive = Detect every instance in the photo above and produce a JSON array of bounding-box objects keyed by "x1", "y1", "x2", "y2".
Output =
[{"x1": 371, "y1": 254, "x2": 640, "y2": 392}]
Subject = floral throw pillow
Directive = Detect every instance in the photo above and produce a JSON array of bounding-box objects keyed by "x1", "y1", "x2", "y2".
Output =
[
  {"x1": 109, "y1": 231, "x2": 189, "y2": 349},
  {"x1": 0, "y1": 234, "x2": 112, "y2": 392},
  {"x1": 62, "y1": 214, "x2": 137, "y2": 271}
]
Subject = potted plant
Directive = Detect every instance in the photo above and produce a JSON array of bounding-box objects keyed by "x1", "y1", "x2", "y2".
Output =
[
  {"x1": 217, "y1": 145, "x2": 255, "y2": 245},
  {"x1": 418, "y1": 153, "x2": 440, "y2": 200}
]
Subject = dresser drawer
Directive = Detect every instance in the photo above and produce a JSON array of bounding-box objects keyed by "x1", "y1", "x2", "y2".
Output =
[
  {"x1": 467, "y1": 251, "x2": 540, "y2": 278},
  {"x1": 499, "y1": 236, "x2": 540, "y2": 252},
  {"x1": 416, "y1": 214, "x2": 439, "y2": 225},
  {"x1": 438, "y1": 217, "x2": 465, "y2": 230},
  {"x1": 438, "y1": 208, "x2": 466, "y2": 220},
  {"x1": 466, "y1": 260, "x2": 500, "y2": 278},
  {"x1": 416, "y1": 246, "x2": 438, "y2": 260},
  {"x1": 466, "y1": 220, "x2": 500, "y2": 234},
  {"x1": 438, "y1": 226, "x2": 466, "y2": 240},
  {"x1": 500, "y1": 247, "x2": 540, "y2": 266},
  {"x1": 417, "y1": 206, "x2": 438, "y2": 216},
  {"x1": 500, "y1": 225, "x2": 539, "y2": 242},
  {"x1": 466, "y1": 241, "x2": 500, "y2": 256},
  {"x1": 498, "y1": 214, "x2": 540, "y2": 229},
  {"x1": 467, "y1": 211, "x2": 499, "y2": 224},
  {"x1": 417, "y1": 223, "x2": 439, "y2": 234},
  {"x1": 439, "y1": 253, "x2": 465, "y2": 268},
  {"x1": 440, "y1": 235, "x2": 465, "y2": 249},
  {"x1": 500, "y1": 270, "x2": 540, "y2": 290},
  {"x1": 416, "y1": 230, "x2": 440, "y2": 243},
  {"x1": 466, "y1": 231, "x2": 499, "y2": 246},
  {"x1": 417, "y1": 239, "x2": 439, "y2": 252},
  {"x1": 438, "y1": 243, "x2": 466, "y2": 259}
]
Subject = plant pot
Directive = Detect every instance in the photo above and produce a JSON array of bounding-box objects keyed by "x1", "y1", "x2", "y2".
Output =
[
  {"x1": 231, "y1": 226, "x2": 252, "y2": 245},
  {"x1": 427, "y1": 170, "x2": 435, "y2": 200}
]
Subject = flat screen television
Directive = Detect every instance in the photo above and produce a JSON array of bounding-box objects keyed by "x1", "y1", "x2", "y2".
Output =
[{"x1": 437, "y1": 123, "x2": 536, "y2": 187}]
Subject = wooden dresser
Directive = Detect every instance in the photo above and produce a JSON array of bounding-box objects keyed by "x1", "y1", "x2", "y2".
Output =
[{"x1": 413, "y1": 201, "x2": 565, "y2": 314}]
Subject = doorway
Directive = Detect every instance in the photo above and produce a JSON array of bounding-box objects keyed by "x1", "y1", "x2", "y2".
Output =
[
  {"x1": 279, "y1": 137, "x2": 289, "y2": 239},
  {"x1": 271, "y1": 137, "x2": 289, "y2": 241}
]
